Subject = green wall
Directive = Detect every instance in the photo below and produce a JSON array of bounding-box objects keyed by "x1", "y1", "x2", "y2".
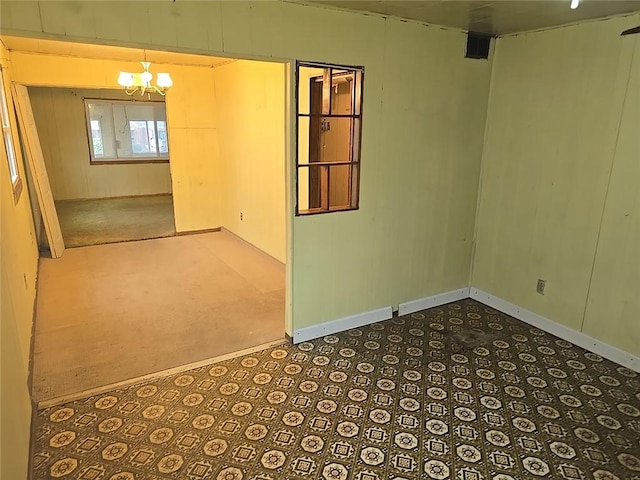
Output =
[
  {"x1": 473, "y1": 14, "x2": 640, "y2": 356},
  {"x1": 582, "y1": 27, "x2": 640, "y2": 355}
]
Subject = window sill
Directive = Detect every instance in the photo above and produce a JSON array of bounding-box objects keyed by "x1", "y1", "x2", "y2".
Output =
[{"x1": 296, "y1": 205, "x2": 358, "y2": 216}]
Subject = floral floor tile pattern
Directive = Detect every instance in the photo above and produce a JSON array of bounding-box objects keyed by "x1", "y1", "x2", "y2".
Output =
[{"x1": 31, "y1": 299, "x2": 640, "y2": 480}]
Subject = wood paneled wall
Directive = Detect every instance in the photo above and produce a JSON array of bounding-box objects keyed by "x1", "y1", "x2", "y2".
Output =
[
  {"x1": 0, "y1": 41, "x2": 38, "y2": 480},
  {"x1": 214, "y1": 60, "x2": 286, "y2": 263},
  {"x1": 473, "y1": 14, "x2": 640, "y2": 356}
]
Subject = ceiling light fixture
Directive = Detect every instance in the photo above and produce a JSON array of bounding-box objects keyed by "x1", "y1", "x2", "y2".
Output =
[
  {"x1": 570, "y1": 0, "x2": 580, "y2": 9},
  {"x1": 117, "y1": 61, "x2": 173, "y2": 97}
]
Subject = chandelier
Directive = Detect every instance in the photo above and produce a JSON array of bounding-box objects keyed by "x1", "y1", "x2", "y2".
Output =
[{"x1": 117, "y1": 62, "x2": 173, "y2": 96}]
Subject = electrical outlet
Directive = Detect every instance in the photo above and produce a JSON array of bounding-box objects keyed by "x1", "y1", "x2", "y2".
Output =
[{"x1": 537, "y1": 279, "x2": 546, "y2": 295}]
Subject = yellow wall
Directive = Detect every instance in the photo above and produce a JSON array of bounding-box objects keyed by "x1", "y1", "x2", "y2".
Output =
[
  {"x1": 8, "y1": 51, "x2": 222, "y2": 232},
  {"x1": 164, "y1": 64, "x2": 221, "y2": 232},
  {"x1": 214, "y1": 60, "x2": 286, "y2": 262},
  {"x1": 0, "y1": 1, "x2": 492, "y2": 331},
  {"x1": 0, "y1": 43, "x2": 38, "y2": 480},
  {"x1": 473, "y1": 15, "x2": 640, "y2": 355},
  {"x1": 28, "y1": 87, "x2": 172, "y2": 200}
]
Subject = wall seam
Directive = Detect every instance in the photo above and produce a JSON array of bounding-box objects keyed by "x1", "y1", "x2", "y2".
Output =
[
  {"x1": 468, "y1": 36, "x2": 500, "y2": 288},
  {"x1": 580, "y1": 33, "x2": 637, "y2": 332}
]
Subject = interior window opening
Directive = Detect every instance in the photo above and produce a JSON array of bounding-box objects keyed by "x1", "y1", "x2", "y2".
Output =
[{"x1": 296, "y1": 62, "x2": 364, "y2": 215}]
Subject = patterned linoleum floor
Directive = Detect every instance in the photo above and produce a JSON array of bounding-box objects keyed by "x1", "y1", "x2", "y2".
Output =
[{"x1": 31, "y1": 299, "x2": 640, "y2": 480}]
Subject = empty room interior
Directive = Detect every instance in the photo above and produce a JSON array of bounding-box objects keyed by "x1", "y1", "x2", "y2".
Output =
[
  {"x1": 0, "y1": 37, "x2": 289, "y2": 406},
  {"x1": 1, "y1": 1, "x2": 639, "y2": 480}
]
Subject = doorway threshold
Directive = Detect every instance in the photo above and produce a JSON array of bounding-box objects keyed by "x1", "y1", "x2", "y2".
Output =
[{"x1": 37, "y1": 338, "x2": 288, "y2": 409}]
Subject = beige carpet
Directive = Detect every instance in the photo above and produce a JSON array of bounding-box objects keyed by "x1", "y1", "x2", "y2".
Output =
[
  {"x1": 33, "y1": 231, "x2": 285, "y2": 404},
  {"x1": 56, "y1": 195, "x2": 176, "y2": 248}
]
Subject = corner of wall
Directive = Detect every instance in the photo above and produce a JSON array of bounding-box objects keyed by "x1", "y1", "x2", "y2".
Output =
[
  {"x1": 470, "y1": 287, "x2": 640, "y2": 372},
  {"x1": 468, "y1": 35, "x2": 501, "y2": 289}
]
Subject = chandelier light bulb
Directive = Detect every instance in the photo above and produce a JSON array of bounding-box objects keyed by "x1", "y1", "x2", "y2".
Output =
[
  {"x1": 117, "y1": 72, "x2": 134, "y2": 87},
  {"x1": 156, "y1": 73, "x2": 173, "y2": 88},
  {"x1": 117, "y1": 61, "x2": 173, "y2": 96},
  {"x1": 140, "y1": 71, "x2": 153, "y2": 84}
]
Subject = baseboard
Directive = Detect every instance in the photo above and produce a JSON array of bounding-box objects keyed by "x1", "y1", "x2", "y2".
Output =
[
  {"x1": 398, "y1": 287, "x2": 471, "y2": 316},
  {"x1": 175, "y1": 226, "x2": 222, "y2": 236},
  {"x1": 55, "y1": 193, "x2": 172, "y2": 202},
  {"x1": 221, "y1": 227, "x2": 285, "y2": 266},
  {"x1": 470, "y1": 287, "x2": 640, "y2": 373},
  {"x1": 293, "y1": 306, "x2": 393, "y2": 344}
]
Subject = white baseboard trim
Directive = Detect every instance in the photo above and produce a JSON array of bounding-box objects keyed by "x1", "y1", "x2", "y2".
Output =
[
  {"x1": 470, "y1": 287, "x2": 640, "y2": 373},
  {"x1": 398, "y1": 287, "x2": 471, "y2": 316},
  {"x1": 293, "y1": 306, "x2": 393, "y2": 344}
]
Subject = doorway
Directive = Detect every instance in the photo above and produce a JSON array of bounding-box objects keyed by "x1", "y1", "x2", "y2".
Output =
[
  {"x1": 28, "y1": 86, "x2": 177, "y2": 248},
  {"x1": 3, "y1": 36, "x2": 291, "y2": 405}
]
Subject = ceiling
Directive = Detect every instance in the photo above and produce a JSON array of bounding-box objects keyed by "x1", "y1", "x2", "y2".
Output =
[
  {"x1": 304, "y1": 1, "x2": 640, "y2": 35},
  {"x1": 0, "y1": 36, "x2": 232, "y2": 68}
]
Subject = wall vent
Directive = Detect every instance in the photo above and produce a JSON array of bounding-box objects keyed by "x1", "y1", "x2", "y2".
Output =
[{"x1": 466, "y1": 32, "x2": 491, "y2": 59}]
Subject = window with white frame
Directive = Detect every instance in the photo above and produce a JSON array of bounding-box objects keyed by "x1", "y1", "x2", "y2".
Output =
[
  {"x1": 1, "y1": 68, "x2": 22, "y2": 200},
  {"x1": 84, "y1": 99, "x2": 169, "y2": 163}
]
